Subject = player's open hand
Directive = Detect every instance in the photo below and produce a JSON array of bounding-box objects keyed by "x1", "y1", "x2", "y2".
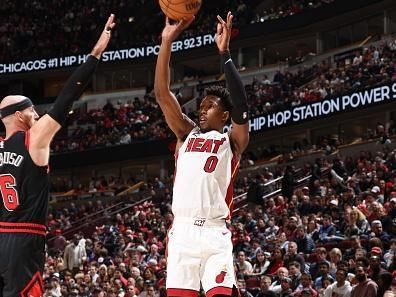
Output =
[
  {"x1": 161, "y1": 16, "x2": 195, "y2": 44},
  {"x1": 216, "y1": 11, "x2": 233, "y2": 53},
  {"x1": 91, "y1": 14, "x2": 116, "y2": 59}
]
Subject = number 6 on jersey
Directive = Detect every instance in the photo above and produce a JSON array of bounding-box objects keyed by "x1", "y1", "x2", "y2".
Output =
[{"x1": 0, "y1": 174, "x2": 19, "y2": 211}]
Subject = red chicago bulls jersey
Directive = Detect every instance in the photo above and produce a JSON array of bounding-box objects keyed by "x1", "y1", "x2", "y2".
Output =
[{"x1": 172, "y1": 127, "x2": 239, "y2": 220}]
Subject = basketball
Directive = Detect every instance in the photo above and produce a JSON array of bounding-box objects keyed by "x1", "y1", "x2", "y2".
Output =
[{"x1": 159, "y1": 0, "x2": 202, "y2": 21}]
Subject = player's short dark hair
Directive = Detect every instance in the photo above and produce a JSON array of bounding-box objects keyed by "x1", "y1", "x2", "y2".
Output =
[{"x1": 204, "y1": 85, "x2": 232, "y2": 113}]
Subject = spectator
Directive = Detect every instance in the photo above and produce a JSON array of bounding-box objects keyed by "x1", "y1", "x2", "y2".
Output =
[
  {"x1": 283, "y1": 242, "x2": 305, "y2": 270},
  {"x1": 277, "y1": 277, "x2": 293, "y2": 297},
  {"x1": 282, "y1": 165, "x2": 296, "y2": 199},
  {"x1": 139, "y1": 281, "x2": 157, "y2": 297},
  {"x1": 267, "y1": 248, "x2": 285, "y2": 275},
  {"x1": 264, "y1": 217, "x2": 280, "y2": 241},
  {"x1": 250, "y1": 250, "x2": 270, "y2": 276},
  {"x1": 234, "y1": 232, "x2": 252, "y2": 255},
  {"x1": 63, "y1": 234, "x2": 87, "y2": 274},
  {"x1": 351, "y1": 208, "x2": 370, "y2": 234},
  {"x1": 293, "y1": 273, "x2": 318, "y2": 297},
  {"x1": 314, "y1": 261, "x2": 335, "y2": 290},
  {"x1": 255, "y1": 275, "x2": 277, "y2": 297},
  {"x1": 350, "y1": 265, "x2": 378, "y2": 297},
  {"x1": 368, "y1": 220, "x2": 391, "y2": 245},
  {"x1": 143, "y1": 244, "x2": 160, "y2": 264},
  {"x1": 269, "y1": 267, "x2": 289, "y2": 291},
  {"x1": 126, "y1": 283, "x2": 138, "y2": 297},
  {"x1": 53, "y1": 229, "x2": 67, "y2": 254},
  {"x1": 295, "y1": 225, "x2": 315, "y2": 254},
  {"x1": 49, "y1": 273, "x2": 62, "y2": 297},
  {"x1": 377, "y1": 272, "x2": 394, "y2": 297},
  {"x1": 318, "y1": 215, "x2": 337, "y2": 242},
  {"x1": 384, "y1": 238, "x2": 396, "y2": 268},
  {"x1": 309, "y1": 247, "x2": 329, "y2": 279},
  {"x1": 328, "y1": 248, "x2": 343, "y2": 276},
  {"x1": 323, "y1": 268, "x2": 351, "y2": 297},
  {"x1": 288, "y1": 261, "x2": 302, "y2": 291},
  {"x1": 236, "y1": 251, "x2": 254, "y2": 275},
  {"x1": 247, "y1": 175, "x2": 265, "y2": 208},
  {"x1": 343, "y1": 209, "x2": 361, "y2": 237},
  {"x1": 367, "y1": 255, "x2": 387, "y2": 284},
  {"x1": 237, "y1": 277, "x2": 254, "y2": 297}
]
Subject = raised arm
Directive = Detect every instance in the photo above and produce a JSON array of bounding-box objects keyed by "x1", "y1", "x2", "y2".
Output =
[
  {"x1": 29, "y1": 14, "x2": 116, "y2": 166},
  {"x1": 154, "y1": 17, "x2": 196, "y2": 141},
  {"x1": 216, "y1": 12, "x2": 249, "y2": 157}
]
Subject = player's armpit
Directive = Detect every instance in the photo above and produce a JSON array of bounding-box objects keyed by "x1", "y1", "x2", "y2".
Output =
[
  {"x1": 229, "y1": 121, "x2": 249, "y2": 157},
  {"x1": 28, "y1": 115, "x2": 61, "y2": 165}
]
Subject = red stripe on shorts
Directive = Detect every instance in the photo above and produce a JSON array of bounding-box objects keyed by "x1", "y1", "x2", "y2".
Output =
[
  {"x1": 167, "y1": 288, "x2": 199, "y2": 297},
  {"x1": 206, "y1": 286, "x2": 233, "y2": 297}
]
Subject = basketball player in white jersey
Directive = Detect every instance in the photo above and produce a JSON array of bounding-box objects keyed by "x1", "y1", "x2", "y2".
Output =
[{"x1": 155, "y1": 12, "x2": 249, "y2": 297}]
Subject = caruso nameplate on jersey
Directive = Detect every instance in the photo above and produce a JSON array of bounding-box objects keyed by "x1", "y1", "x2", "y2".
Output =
[{"x1": 0, "y1": 152, "x2": 24, "y2": 167}]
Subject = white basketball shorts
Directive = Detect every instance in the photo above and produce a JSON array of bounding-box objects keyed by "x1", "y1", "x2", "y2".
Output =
[{"x1": 166, "y1": 217, "x2": 236, "y2": 297}]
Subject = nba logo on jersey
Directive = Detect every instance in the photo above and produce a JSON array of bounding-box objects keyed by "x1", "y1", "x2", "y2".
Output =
[{"x1": 0, "y1": 141, "x2": 4, "y2": 149}]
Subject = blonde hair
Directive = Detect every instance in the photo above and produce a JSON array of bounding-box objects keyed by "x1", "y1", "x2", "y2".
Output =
[
  {"x1": 352, "y1": 207, "x2": 366, "y2": 221},
  {"x1": 330, "y1": 248, "x2": 342, "y2": 258}
]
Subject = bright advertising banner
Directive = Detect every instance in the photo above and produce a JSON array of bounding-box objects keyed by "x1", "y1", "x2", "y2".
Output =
[
  {"x1": 0, "y1": 34, "x2": 216, "y2": 75},
  {"x1": 224, "y1": 82, "x2": 396, "y2": 133}
]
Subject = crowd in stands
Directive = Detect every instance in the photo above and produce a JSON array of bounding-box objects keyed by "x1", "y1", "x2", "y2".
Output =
[
  {"x1": 51, "y1": 95, "x2": 174, "y2": 153},
  {"x1": 42, "y1": 142, "x2": 396, "y2": 296},
  {"x1": 50, "y1": 174, "x2": 146, "y2": 195},
  {"x1": 0, "y1": 0, "x2": 236, "y2": 62},
  {"x1": 251, "y1": 0, "x2": 335, "y2": 24},
  {"x1": 0, "y1": 0, "x2": 337, "y2": 63},
  {"x1": 247, "y1": 38, "x2": 396, "y2": 118}
]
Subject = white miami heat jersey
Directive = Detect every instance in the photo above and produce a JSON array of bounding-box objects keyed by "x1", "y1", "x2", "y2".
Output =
[{"x1": 172, "y1": 127, "x2": 239, "y2": 220}]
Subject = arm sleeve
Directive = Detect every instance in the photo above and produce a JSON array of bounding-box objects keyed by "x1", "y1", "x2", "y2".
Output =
[
  {"x1": 221, "y1": 51, "x2": 248, "y2": 124},
  {"x1": 48, "y1": 55, "x2": 99, "y2": 125}
]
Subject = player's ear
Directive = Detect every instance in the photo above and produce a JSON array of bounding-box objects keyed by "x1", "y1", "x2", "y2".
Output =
[
  {"x1": 14, "y1": 111, "x2": 24, "y2": 122},
  {"x1": 222, "y1": 110, "x2": 229, "y2": 123}
]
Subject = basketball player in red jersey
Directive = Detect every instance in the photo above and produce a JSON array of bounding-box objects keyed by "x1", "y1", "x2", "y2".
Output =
[
  {"x1": 0, "y1": 15, "x2": 115, "y2": 297},
  {"x1": 155, "y1": 12, "x2": 249, "y2": 297}
]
